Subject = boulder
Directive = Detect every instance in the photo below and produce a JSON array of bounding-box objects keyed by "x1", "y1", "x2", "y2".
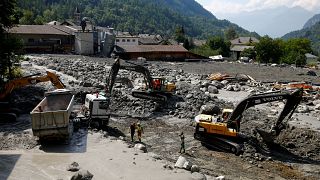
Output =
[
  {"x1": 307, "y1": 70, "x2": 317, "y2": 76},
  {"x1": 82, "y1": 82, "x2": 92, "y2": 87},
  {"x1": 175, "y1": 156, "x2": 187, "y2": 169},
  {"x1": 296, "y1": 105, "x2": 310, "y2": 113},
  {"x1": 211, "y1": 81, "x2": 224, "y2": 89},
  {"x1": 134, "y1": 143, "x2": 147, "y2": 153},
  {"x1": 201, "y1": 81, "x2": 210, "y2": 88},
  {"x1": 215, "y1": 176, "x2": 225, "y2": 180},
  {"x1": 199, "y1": 104, "x2": 221, "y2": 115},
  {"x1": 191, "y1": 165, "x2": 200, "y2": 173},
  {"x1": 226, "y1": 85, "x2": 234, "y2": 91},
  {"x1": 67, "y1": 162, "x2": 80, "y2": 172},
  {"x1": 186, "y1": 94, "x2": 193, "y2": 99},
  {"x1": 183, "y1": 161, "x2": 193, "y2": 170},
  {"x1": 47, "y1": 64, "x2": 56, "y2": 70},
  {"x1": 71, "y1": 170, "x2": 93, "y2": 180},
  {"x1": 220, "y1": 80, "x2": 229, "y2": 85},
  {"x1": 190, "y1": 172, "x2": 207, "y2": 180},
  {"x1": 208, "y1": 85, "x2": 219, "y2": 94}
]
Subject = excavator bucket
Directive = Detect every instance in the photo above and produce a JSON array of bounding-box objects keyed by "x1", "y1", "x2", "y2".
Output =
[{"x1": 255, "y1": 128, "x2": 276, "y2": 143}]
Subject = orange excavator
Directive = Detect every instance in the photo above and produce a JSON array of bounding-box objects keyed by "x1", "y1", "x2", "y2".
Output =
[{"x1": 0, "y1": 71, "x2": 65, "y2": 121}]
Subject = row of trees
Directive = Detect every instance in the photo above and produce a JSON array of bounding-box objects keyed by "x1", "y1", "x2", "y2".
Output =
[
  {"x1": 251, "y1": 36, "x2": 312, "y2": 66},
  {"x1": 191, "y1": 30, "x2": 314, "y2": 66},
  {"x1": 0, "y1": 0, "x2": 23, "y2": 80}
]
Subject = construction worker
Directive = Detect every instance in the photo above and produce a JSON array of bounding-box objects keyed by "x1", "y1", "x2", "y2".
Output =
[
  {"x1": 129, "y1": 122, "x2": 136, "y2": 142},
  {"x1": 136, "y1": 122, "x2": 144, "y2": 142},
  {"x1": 179, "y1": 132, "x2": 185, "y2": 153}
]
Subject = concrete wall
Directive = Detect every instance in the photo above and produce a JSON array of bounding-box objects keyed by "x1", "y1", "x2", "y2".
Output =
[
  {"x1": 75, "y1": 32, "x2": 94, "y2": 55},
  {"x1": 102, "y1": 32, "x2": 115, "y2": 57}
]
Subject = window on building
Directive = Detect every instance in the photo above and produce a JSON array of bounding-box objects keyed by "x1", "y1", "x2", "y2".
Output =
[
  {"x1": 127, "y1": 39, "x2": 130, "y2": 42},
  {"x1": 122, "y1": 39, "x2": 125, "y2": 42},
  {"x1": 28, "y1": 38, "x2": 35, "y2": 43},
  {"x1": 132, "y1": 39, "x2": 136, "y2": 42},
  {"x1": 116, "y1": 39, "x2": 120, "y2": 42}
]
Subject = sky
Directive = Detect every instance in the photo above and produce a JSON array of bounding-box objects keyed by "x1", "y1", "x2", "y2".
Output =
[{"x1": 195, "y1": 0, "x2": 320, "y2": 18}]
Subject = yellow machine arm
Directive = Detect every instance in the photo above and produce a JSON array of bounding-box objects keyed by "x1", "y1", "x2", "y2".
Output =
[{"x1": 0, "y1": 71, "x2": 65, "y2": 100}]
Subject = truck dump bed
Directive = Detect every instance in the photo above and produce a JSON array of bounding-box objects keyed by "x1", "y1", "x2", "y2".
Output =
[{"x1": 31, "y1": 89, "x2": 74, "y2": 140}]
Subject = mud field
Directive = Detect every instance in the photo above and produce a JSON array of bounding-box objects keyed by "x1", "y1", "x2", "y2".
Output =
[{"x1": 1, "y1": 54, "x2": 320, "y2": 180}]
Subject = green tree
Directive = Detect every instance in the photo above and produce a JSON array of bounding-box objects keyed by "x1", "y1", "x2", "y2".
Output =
[
  {"x1": 225, "y1": 27, "x2": 237, "y2": 40},
  {"x1": 240, "y1": 48, "x2": 256, "y2": 60},
  {"x1": 255, "y1": 36, "x2": 282, "y2": 64},
  {"x1": 280, "y1": 38, "x2": 311, "y2": 65},
  {"x1": 207, "y1": 36, "x2": 230, "y2": 57},
  {"x1": 175, "y1": 26, "x2": 186, "y2": 43},
  {"x1": 19, "y1": 9, "x2": 34, "y2": 24},
  {"x1": 34, "y1": 15, "x2": 44, "y2": 25},
  {"x1": 0, "y1": 0, "x2": 23, "y2": 80},
  {"x1": 183, "y1": 38, "x2": 190, "y2": 50}
]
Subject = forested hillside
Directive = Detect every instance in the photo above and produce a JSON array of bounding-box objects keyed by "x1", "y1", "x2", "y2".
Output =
[
  {"x1": 283, "y1": 22, "x2": 320, "y2": 54},
  {"x1": 17, "y1": 0, "x2": 256, "y2": 38}
]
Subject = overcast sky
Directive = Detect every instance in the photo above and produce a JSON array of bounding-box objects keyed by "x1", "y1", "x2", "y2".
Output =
[{"x1": 195, "y1": 0, "x2": 320, "y2": 18}]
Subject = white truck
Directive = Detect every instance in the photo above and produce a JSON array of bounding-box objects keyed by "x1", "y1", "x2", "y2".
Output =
[
  {"x1": 77, "y1": 93, "x2": 110, "y2": 127},
  {"x1": 31, "y1": 89, "x2": 74, "y2": 141}
]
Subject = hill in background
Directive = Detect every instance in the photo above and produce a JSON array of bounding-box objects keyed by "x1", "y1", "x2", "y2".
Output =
[
  {"x1": 17, "y1": 0, "x2": 257, "y2": 39},
  {"x1": 283, "y1": 14, "x2": 320, "y2": 54}
]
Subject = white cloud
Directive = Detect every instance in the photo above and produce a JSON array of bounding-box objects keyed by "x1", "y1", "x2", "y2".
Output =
[{"x1": 197, "y1": 0, "x2": 320, "y2": 17}]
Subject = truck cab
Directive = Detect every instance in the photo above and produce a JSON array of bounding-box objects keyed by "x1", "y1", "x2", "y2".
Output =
[{"x1": 84, "y1": 93, "x2": 110, "y2": 126}]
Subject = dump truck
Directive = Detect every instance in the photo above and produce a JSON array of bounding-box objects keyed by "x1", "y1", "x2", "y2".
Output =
[{"x1": 31, "y1": 89, "x2": 74, "y2": 141}]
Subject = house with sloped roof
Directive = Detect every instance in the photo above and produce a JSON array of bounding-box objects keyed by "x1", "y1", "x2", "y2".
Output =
[
  {"x1": 230, "y1": 37, "x2": 259, "y2": 60},
  {"x1": 114, "y1": 45, "x2": 206, "y2": 61},
  {"x1": 9, "y1": 25, "x2": 74, "y2": 53}
]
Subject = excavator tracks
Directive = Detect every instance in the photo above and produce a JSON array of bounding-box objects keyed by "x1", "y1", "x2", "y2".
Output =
[
  {"x1": 132, "y1": 91, "x2": 167, "y2": 102},
  {"x1": 194, "y1": 132, "x2": 244, "y2": 155}
]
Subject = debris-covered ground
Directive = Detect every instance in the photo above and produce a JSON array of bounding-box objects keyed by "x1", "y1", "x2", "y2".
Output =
[{"x1": 1, "y1": 54, "x2": 320, "y2": 179}]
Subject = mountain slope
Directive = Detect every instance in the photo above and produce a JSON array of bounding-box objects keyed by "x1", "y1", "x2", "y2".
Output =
[
  {"x1": 17, "y1": 0, "x2": 254, "y2": 38},
  {"x1": 226, "y1": 6, "x2": 313, "y2": 38},
  {"x1": 303, "y1": 14, "x2": 320, "y2": 29},
  {"x1": 283, "y1": 22, "x2": 320, "y2": 54},
  {"x1": 160, "y1": 0, "x2": 215, "y2": 19}
]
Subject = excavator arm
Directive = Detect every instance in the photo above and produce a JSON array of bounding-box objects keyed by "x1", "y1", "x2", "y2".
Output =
[
  {"x1": 226, "y1": 88, "x2": 303, "y2": 141},
  {"x1": 0, "y1": 71, "x2": 65, "y2": 100},
  {"x1": 105, "y1": 58, "x2": 167, "y2": 101},
  {"x1": 106, "y1": 58, "x2": 153, "y2": 94}
]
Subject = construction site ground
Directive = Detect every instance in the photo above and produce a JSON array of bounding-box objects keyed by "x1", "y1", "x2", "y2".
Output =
[{"x1": 1, "y1": 55, "x2": 320, "y2": 180}]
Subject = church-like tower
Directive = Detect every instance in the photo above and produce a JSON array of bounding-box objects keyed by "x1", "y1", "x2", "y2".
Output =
[{"x1": 74, "y1": 7, "x2": 81, "y2": 25}]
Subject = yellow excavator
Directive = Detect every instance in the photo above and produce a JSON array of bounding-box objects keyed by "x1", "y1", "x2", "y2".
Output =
[
  {"x1": 0, "y1": 71, "x2": 65, "y2": 121},
  {"x1": 194, "y1": 89, "x2": 303, "y2": 155}
]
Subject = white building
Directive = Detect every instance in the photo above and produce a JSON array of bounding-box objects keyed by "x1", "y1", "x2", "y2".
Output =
[{"x1": 115, "y1": 35, "x2": 139, "y2": 46}]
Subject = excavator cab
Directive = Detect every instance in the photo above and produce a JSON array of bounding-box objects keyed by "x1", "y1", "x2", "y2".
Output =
[{"x1": 151, "y1": 77, "x2": 176, "y2": 93}]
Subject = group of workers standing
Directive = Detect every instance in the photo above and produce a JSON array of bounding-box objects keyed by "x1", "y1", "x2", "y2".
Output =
[{"x1": 129, "y1": 122, "x2": 186, "y2": 154}]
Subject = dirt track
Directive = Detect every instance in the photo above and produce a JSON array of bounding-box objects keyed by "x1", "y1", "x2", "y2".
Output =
[{"x1": 1, "y1": 55, "x2": 320, "y2": 180}]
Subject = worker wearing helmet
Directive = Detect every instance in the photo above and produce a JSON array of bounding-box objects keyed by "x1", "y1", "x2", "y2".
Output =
[{"x1": 136, "y1": 122, "x2": 144, "y2": 142}]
